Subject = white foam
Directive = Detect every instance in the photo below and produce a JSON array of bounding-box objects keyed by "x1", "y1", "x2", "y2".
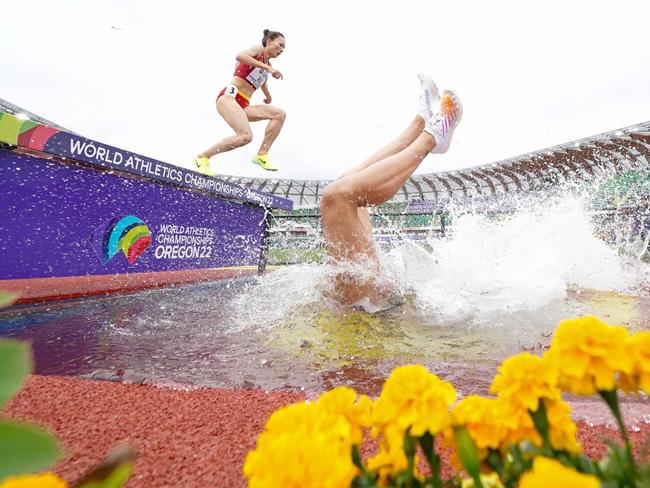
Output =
[{"x1": 231, "y1": 193, "x2": 648, "y2": 329}]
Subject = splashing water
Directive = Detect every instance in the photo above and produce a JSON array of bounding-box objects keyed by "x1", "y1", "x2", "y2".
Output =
[
  {"x1": 2, "y1": 192, "x2": 648, "y2": 398},
  {"x1": 394, "y1": 195, "x2": 646, "y2": 322},
  {"x1": 236, "y1": 193, "x2": 648, "y2": 328}
]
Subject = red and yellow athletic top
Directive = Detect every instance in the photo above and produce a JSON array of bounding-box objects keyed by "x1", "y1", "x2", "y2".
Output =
[{"x1": 233, "y1": 53, "x2": 269, "y2": 90}]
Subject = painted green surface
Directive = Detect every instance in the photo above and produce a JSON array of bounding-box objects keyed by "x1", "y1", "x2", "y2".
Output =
[
  {"x1": 0, "y1": 111, "x2": 39, "y2": 146},
  {"x1": 0, "y1": 112, "x2": 22, "y2": 145}
]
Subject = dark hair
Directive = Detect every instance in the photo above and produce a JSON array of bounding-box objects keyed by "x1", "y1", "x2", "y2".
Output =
[{"x1": 262, "y1": 29, "x2": 284, "y2": 46}]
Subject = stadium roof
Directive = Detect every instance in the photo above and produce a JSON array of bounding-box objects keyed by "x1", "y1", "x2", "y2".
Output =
[{"x1": 222, "y1": 121, "x2": 650, "y2": 208}]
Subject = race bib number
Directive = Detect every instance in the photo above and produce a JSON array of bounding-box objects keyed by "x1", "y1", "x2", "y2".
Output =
[
  {"x1": 224, "y1": 84, "x2": 238, "y2": 97},
  {"x1": 246, "y1": 67, "x2": 268, "y2": 89}
]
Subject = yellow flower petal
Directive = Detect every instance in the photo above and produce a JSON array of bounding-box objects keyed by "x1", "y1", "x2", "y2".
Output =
[
  {"x1": 519, "y1": 457, "x2": 599, "y2": 488},
  {"x1": 0, "y1": 473, "x2": 67, "y2": 488}
]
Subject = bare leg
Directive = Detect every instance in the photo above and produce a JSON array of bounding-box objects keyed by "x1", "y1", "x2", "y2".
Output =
[
  {"x1": 245, "y1": 105, "x2": 286, "y2": 155},
  {"x1": 198, "y1": 97, "x2": 253, "y2": 158},
  {"x1": 345, "y1": 70, "x2": 439, "y2": 175},
  {"x1": 343, "y1": 116, "x2": 425, "y2": 233},
  {"x1": 322, "y1": 80, "x2": 462, "y2": 307},
  {"x1": 337, "y1": 116, "x2": 425, "y2": 179},
  {"x1": 321, "y1": 132, "x2": 436, "y2": 304},
  {"x1": 357, "y1": 207, "x2": 373, "y2": 234}
]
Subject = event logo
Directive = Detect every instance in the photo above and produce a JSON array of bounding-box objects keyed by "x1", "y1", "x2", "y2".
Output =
[{"x1": 89, "y1": 215, "x2": 153, "y2": 265}]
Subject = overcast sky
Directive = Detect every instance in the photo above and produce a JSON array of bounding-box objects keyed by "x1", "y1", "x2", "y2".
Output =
[{"x1": 3, "y1": 0, "x2": 649, "y2": 180}]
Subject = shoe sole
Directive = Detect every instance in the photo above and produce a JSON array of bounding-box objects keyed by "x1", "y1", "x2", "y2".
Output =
[
  {"x1": 417, "y1": 71, "x2": 438, "y2": 96},
  {"x1": 195, "y1": 164, "x2": 214, "y2": 177},
  {"x1": 417, "y1": 71, "x2": 439, "y2": 120},
  {"x1": 196, "y1": 166, "x2": 214, "y2": 176},
  {"x1": 252, "y1": 161, "x2": 278, "y2": 171}
]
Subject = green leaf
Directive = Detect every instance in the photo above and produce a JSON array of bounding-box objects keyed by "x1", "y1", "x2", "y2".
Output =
[
  {"x1": 0, "y1": 340, "x2": 32, "y2": 408},
  {"x1": 403, "y1": 431, "x2": 417, "y2": 484},
  {"x1": 559, "y1": 451, "x2": 599, "y2": 476},
  {"x1": 0, "y1": 421, "x2": 60, "y2": 480},
  {"x1": 351, "y1": 473, "x2": 378, "y2": 488},
  {"x1": 418, "y1": 433, "x2": 442, "y2": 488},
  {"x1": 351, "y1": 445, "x2": 367, "y2": 473},
  {"x1": 453, "y1": 427, "x2": 483, "y2": 488},
  {"x1": 529, "y1": 401, "x2": 553, "y2": 455},
  {"x1": 598, "y1": 389, "x2": 638, "y2": 477},
  {"x1": 598, "y1": 441, "x2": 636, "y2": 487},
  {"x1": 0, "y1": 291, "x2": 17, "y2": 308},
  {"x1": 485, "y1": 449, "x2": 505, "y2": 479},
  {"x1": 74, "y1": 445, "x2": 134, "y2": 488},
  {"x1": 75, "y1": 463, "x2": 132, "y2": 488}
]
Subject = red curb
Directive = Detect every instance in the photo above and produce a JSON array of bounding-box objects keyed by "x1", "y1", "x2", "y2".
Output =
[{"x1": 0, "y1": 267, "x2": 260, "y2": 304}]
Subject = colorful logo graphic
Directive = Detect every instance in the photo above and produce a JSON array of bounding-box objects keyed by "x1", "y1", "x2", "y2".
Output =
[
  {"x1": 89, "y1": 215, "x2": 152, "y2": 265},
  {"x1": 0, "y1": 111, "x2": 61, "y2": 150}
]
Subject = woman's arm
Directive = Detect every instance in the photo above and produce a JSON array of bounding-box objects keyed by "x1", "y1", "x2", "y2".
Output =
[
  {"x1": 236, "y1": 46, "x2": 283, "y2": 79},
  {"x1": 236, "y1": 46, "x2": 270, "y2": 70},
  {"x1": 261, "y1": 83, "x2": 272, "y2": 104}
]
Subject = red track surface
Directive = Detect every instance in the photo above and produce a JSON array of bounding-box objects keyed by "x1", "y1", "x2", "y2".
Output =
[{"x1": 3, "y1": 375, "x2": 649, "y2": 487}]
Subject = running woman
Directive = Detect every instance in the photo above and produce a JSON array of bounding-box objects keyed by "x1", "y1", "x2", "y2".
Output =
[
  {"x1": 320, "y1": 72, "x2": 463, "y2": 308},
  {"x1": 194, "y1": 29, "x2": 286, "y2": 176}
]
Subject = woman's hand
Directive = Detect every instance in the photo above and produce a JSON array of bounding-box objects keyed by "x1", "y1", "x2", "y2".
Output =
[
  {"x1": 264, "y1": 95, "x2": 272, "y2": 104},
  {"x1": 267, "y1": 67, "x2": 283, "y2": 79}
]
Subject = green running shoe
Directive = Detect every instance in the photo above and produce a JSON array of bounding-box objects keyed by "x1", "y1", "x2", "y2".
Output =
[
  {"x1": 251, "y1": 154, "x2": 278, "y2": 171},
  {"x1": 194, "y1": 156, "x2": 214, "y2": 176}
]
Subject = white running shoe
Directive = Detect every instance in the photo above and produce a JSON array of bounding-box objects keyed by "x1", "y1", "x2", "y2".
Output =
[
  {"x1": 416, "y1": 71, "x2": 440, "y2": 121},
  {"x1": 424, "y1": 89, "x2": 463, "y2": 154}
]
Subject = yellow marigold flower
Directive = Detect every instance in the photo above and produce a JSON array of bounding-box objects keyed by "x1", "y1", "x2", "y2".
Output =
[
  {"x1": 367, "y1": 424, "x2": 428, "y2": 486},
  {"x1": 318, "y1": 386, "x2": 373, "y2": 445},
  {"x1": 546, "y1": 316, "x2": 633, "y2": 395},
  {"x1": 620, "y1": 331, "x2": 650, "y2": 394},
  {"x1": 449, "y1": 396, "x2": 504, "y2": 453},
  {"x1": 367, "y1": 423, "x2": 408, "y2": 475},
  {"x1": 494, "y1": 399, "x2": 541, "y2": 450},
  {"x1": 244, "y1": 399, "x2": 360, "y2": 488},
  {"x1": 372, "y1": 364, "x2": 456, "y2": 437},
  {"x1": 0, "y1": 473, "x2": 67, "y2": 488},
  {"x1": 492, "y1": 396, "x2": 580, "y2": 454},
  {"x1": 461, "y1": 472, "x2": 504, "y2": 488},
  {"x1": 519, "y1": 457, "x2": 599, "y2": 488},
  {"x1": 490, "y1": 353, "x2": 560, "y2": 410},
  {"x1": 546, "y1": 399, "x2": 581, "y2": 453}
]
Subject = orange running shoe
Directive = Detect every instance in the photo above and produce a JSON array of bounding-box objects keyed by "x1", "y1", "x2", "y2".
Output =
[{"x1": 425, "y1": 89, "x2": 463, "y2": 154}]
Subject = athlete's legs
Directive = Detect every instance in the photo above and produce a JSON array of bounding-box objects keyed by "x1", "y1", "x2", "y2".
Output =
[
  {"x1": 336, "y1": 72, "x2": 437, "y2": 180},
  {"x1": 324, "y1": 132, "x2": 435, "y2": 224},
  {"x1": 357, "y1": 207, "x2": 373, "y2": 234},
  {"x1": 197, "y1": 97, "x2": 253, "y2": 159},
  {"x1": 337, "y1": 116, "x2": 426, "y2": 180},
  {"x1": 341, "y1": 115, "x2": 425, "y2": 237},
  {"x1": 244, "y1": 104, "x2": 287, "y2": 155},
  {"x1": 339, "y1": 115, "x2": 423, "y2": 227},
  {"x1": 321, "y1": 84, "x2": 463, "y2": 305},
  {"x1": 321, "y1": 132, "x2": 436, "y2": 304}
]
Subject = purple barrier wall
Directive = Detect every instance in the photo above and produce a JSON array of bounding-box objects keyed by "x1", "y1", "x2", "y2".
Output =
[
  {"x1": 0, "y1": 109, "x2": 292, "y2": 211},
  {"x1": 0, "y1": 149, "x2": 267, "y2": 280}
]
